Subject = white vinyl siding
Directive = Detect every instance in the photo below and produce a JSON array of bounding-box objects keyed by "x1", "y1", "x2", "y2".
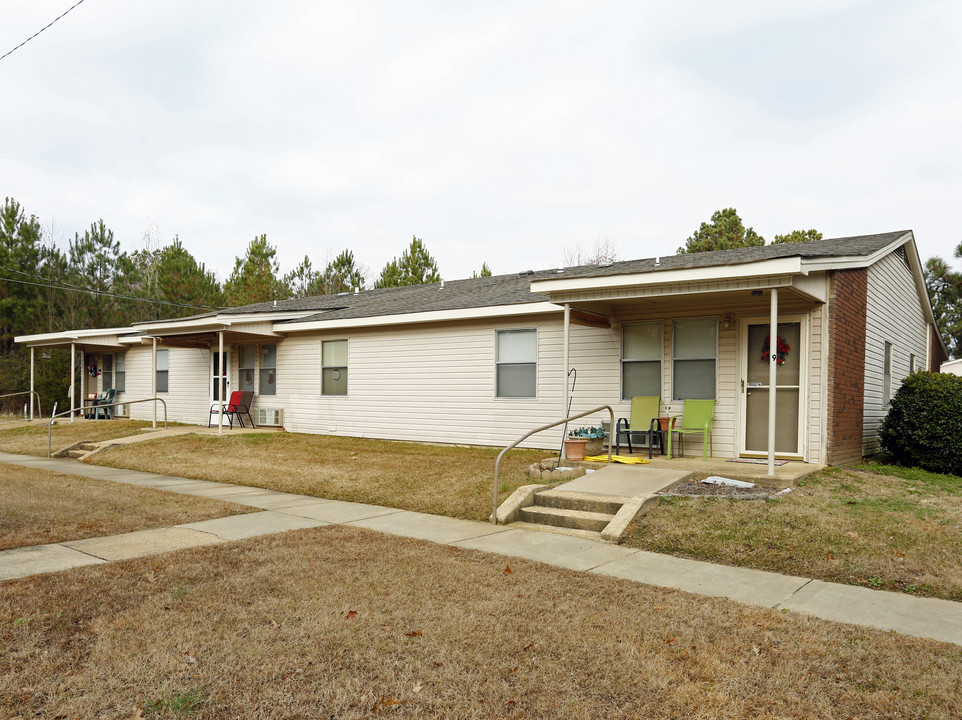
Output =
[
  {"x1": 863, "y1": 249, "x2": 929, "y2": 454},
  {"x1": 622, "y1": 321, "x2": 661, "y2": 400},
  {"x1": 496, "y1": 328, "x2": 537, "y2": 398},
  {"x1": 125, "y1": 345, "x2": 210, "y2": 425}
]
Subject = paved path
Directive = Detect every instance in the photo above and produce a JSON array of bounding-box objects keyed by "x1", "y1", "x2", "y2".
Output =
[{"x1": 2, "y1": 451, "x2": 961, "y2": 647}]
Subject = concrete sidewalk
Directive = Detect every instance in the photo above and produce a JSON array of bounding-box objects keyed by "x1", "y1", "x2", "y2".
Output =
[{"x1": 2, "y1": 451, "x2": 961, "y2": 647}]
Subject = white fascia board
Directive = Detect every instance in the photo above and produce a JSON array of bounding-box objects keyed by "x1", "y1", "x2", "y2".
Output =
[
  {"x1": 530, "y1": 257, "x2": 805, "y2": 294},
  {"x1": 277, "y1": 302, "x2": 562, "y2": 333},
  {"x1": 15, "y1": 327, "x2": 140, "y2": 344},
  {"x1": 133, "y1": 311, "x2": 316, "y2": 335},
  {"x1": 798, "y1": 232, "x2": 913, "y2": 273}
]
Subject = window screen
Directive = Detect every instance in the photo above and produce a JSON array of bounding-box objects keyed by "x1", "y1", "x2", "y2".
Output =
[
  {"x1": 672, "y1": 319, "x2": 716, "y2": 400},
  {"x1": 496, "y1": 329, "x2": 536, "y2": 398},
  {"x1": 622, "y1": 322, "x2": 661, "y2": 400}
]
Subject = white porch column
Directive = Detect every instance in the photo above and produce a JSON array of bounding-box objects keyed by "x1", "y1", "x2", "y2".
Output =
[
  {"x1": 218, "y1": 330, "x2": 224, "y2": 435},
  {"x1": 69, "y1": 342, "x2": 75, "y2": 422},
  {"x1": 29, "y1": 347, "x2": 34, "y2": 420},
  {"x1": 768, "y1": 288, "x2": 778, "y2": 476},
  {"x1": 562, "y1": 303, "x2": 570, "y2": 459},
  {"x1": 152, "y1": 337, "x2": 157, "y2": 429}
]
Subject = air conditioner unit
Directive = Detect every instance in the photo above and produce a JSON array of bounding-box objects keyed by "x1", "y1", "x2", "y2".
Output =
[{"x1": 256, "y1": 408, "x2": 284, "y2": 427}]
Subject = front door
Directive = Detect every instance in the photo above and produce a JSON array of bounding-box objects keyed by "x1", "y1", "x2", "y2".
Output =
[
  {"x1": 211, "y1": 349, "x2": 230, "y2": 403},
  {"x1": 741, "y1": 318, "x2": 804, "y2": 457}
]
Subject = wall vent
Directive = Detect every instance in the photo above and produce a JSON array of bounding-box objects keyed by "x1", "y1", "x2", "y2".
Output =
[{"x1": 256, "y1": 408, "x2": 284, "y2": 427}]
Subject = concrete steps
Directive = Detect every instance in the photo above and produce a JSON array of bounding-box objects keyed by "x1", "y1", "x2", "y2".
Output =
[
  {"x1": 63, "y1": 442, "x2": 99, "y2": 459},
  {"x1": 518, "y1": 505, "x2": 615, "y2": 533}
]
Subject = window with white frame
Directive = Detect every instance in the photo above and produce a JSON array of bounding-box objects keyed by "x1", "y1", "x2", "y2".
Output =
[
  {"x1": 496, "y1": 329, "x2": 537, "y2": 398},
  {"x1": 322, "y1": 339, "x2": 348, "y2": 395},
  {"x1": 909, "y1": 353, "x2": 916, "y2": 375},
  {"x1": 260, "y1": 344, "x2": 277, "y2": 395},
  {"x1": 672, "y1": 318, "x2": 717, "y2": 400},
  {"x1": 239, "y1": 345, "x2": 256, "y2": 392},
  {"x1": 622, "y1": 321, "x2": 662, "y2": 400},
  {"x1": 156, "y1": 349, "x2": 169, "y2": 393},
  {"x1": 884, "y1": 341, "x2": 893, "y2": 403},
  {"x1": 115, "y1": 351, "x2": 125, "y2": 392},
  {"x1": 103, "y1": 353, "x2": 113, "y2": 391}
]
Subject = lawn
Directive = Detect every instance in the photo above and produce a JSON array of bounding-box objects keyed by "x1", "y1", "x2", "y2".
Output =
[
  {"x1": 0, "y1": 463, "x2": 252, "y2": 551},
  {"x1": 85, "y1": 432, "x2": 548, "y2": 522},
  {"x1": 2, "y1": 525, "x2": 960, "y2": 719},
  {"x1": 0, "y1": 418, "x2": 164, "y2": 457},
  {"x1": 623, "y1": 464, "x2": 962, "y2": 601}
]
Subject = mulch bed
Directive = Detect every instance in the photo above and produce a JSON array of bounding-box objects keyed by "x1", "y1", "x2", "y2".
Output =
[{"x1": 662, "y1": 481, "x2": 783, "y2": 499}]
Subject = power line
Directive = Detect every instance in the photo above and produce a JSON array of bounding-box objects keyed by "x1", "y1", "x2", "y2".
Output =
[
  {"x1": 0, "y1": 0, "x2": 88, "y2": 63},
  {"x1": 0, "y1": 265, "x2": 221, "y2": 311}
]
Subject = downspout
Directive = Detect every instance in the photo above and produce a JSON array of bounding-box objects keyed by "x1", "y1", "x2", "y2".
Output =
[
  {"x1": 218, "y1": 330, "x2": 224, "y2": 435},
  {"x1": 69, "y1": 342, "x2": 75, "y2": 422},
  {"x1": 562, "y1": 303, "x2": 570, "y2": 458},
  {"x1": 768, "y1": 288, "x2": 778, "y2": 476},
  {"x1": 29, "y1": 347, "x2": 34, "y2": 420},
  {"x1": 152, "y1": 337, "x2": 157, "y2": 429}
]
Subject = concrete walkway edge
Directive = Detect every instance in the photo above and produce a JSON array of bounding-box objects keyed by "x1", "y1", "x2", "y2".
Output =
[{"x1": 2, "y1": 451, "x2": 961, "y2": 647}]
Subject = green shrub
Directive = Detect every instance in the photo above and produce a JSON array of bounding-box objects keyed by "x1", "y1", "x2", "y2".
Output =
[{"x1": 879, "y1": 371, "x2": 962, "y2": 475}]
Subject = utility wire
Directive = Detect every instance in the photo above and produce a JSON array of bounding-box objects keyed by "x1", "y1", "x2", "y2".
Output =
[
  {"x1": 0, "y1": 266, "x2": 221, "y2": 311},
  {"x1": 0, "y1": 0, "x2": 88, "y2": 63}
]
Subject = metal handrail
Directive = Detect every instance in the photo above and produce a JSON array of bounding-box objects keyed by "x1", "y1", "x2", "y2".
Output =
[
  {"x1": 492, "y1": 404, "x2": 614, "y2": 524},
  {"x1": 0, "y1": 391, "x2": 43, "y2": 419},
  {"x1": 48, "y1": 397, "x2": 168, "y2": 457}
]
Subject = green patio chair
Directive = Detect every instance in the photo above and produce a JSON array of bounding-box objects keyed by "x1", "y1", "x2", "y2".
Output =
[
  {"x1": 614, "y1": 395, "x2": 662, "y2": 458},
  {"x1": 667, "y1": 399, "x2": 716, "y2": 460}
]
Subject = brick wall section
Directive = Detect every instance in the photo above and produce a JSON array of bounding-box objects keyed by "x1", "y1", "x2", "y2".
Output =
[
  {"x1": 930, "y1": 325, "x2": 948, "y2": 372},
  {"x1": 826, "y1": 269, "x2": 867, "y2": 465}
]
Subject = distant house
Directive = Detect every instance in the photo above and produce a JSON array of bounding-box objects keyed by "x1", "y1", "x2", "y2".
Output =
[
  {"x1": 16, "y1": 230, "x2": 946, "y2": 465},
  {"x1": 939, "y1": 358, "x2": 962, "y2": 376}
]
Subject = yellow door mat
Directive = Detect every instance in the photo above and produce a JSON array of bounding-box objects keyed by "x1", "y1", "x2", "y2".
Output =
[{"x1": 583, "y1": 455, "x2": 650, "y2": 465}]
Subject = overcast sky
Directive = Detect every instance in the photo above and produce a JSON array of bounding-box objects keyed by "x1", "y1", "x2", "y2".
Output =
[{"x1": 2, "y1": 0, "x2": 961, "y2": 285}]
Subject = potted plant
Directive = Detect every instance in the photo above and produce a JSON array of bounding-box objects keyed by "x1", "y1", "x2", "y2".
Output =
[{"x1": 567, "y1": 426, "x2": 608, "y2": 458}]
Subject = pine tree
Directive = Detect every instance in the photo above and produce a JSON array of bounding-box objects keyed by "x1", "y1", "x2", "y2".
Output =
[
  {"x1": 224, "y1": 235, "x2": 289, "y2": 305},
  {"x1": 375, "y1": 236, "x2": 441, "y2": 288}
]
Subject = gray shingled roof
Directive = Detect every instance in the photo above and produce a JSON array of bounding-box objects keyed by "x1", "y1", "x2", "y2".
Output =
[{"x1": 142, "y1": 230, "x2": 910, "y2": 327}]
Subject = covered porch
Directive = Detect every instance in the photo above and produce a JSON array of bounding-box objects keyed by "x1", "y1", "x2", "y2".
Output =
[{"x1": 539, "y1": 258, "x2": 830, "y2": 477}]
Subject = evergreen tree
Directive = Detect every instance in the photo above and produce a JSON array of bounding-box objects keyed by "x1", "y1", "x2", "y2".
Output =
[
  {"x1": 677, "y1": 208, "x2": 765, "y2": 254},
  {"x1": 772, "y1": 229, "x2": 823, "y2": 244},
  {"x1": 472, "y1": 262, "x2": 492, "y2": 278},
  {"x1": 66, "y1": 219, "x2": 137, "y2": 328},
  {"x1": 133, "y1": 237, "x2": 222, "y2": 318},
  {"x1": 224, "y1": 234, "x2": 289, "y2": 305},
  {"x1": 323, "y1": 249, "x2": 365, "y2": 293},
  {"x1": 0, "y1": 198, "x2": 46, "y2": 352},
  {"x1": 284, "y1": 255, "x2": 325, "y2": 298},
  {"x1": 925, "y1": 249, "x2": 962, "y2": 358},
  {"x1": 375, "y1": 236, "x2": 441, "y2": 288}
]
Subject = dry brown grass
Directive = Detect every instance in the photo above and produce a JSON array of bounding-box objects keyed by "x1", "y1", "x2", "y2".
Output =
[
  {"x1": 0, "y1": 419, "x2": 163, "y2": 457},
  {"x1": 625, "y1": 465, "x2": 962, "y2": 600},
  {"x1": 0, "y1": 463, "x2": 251, "y2": 551},
  {"x1": 2, "y1": 525, "x2": 960, "y2": 719},
  {"x1": 87, "y1": 432, "x2": 548, "y2": 521}
]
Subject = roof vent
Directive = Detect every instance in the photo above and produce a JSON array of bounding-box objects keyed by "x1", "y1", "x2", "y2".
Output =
[
  {"x1": 354, "y1": 287, "x2": 359, "y2": 295},
  {"x1": 557, "y1": 268, "x2": 564, "y2": 273},
  {"x1": 598, "y1": 261, "x2": 612, "y2": 268},
  {"x1": 517, "y1": 270, "x2": 534, "y2": 277},
  {"x1": 654, "y1": 256, "x2": 660, "y2": 267},
  {"x1": 440, "y1": 279, "x2": 445, "y2": 289},
  {"x1": 273, "y1": 300, "x2": 277, "y2": 307}
]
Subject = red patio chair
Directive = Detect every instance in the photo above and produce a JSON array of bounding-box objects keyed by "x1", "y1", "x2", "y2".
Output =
[{"x1": 209, "y1": 390, "x2": 253, "y2": 428}]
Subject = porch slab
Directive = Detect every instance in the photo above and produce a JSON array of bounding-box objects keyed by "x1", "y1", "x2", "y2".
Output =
[
  {"x1": 554, "y1": 465, "x2": 690, "y2": 497},
  {"x1": 592, "y1": 550, "x2": 810, "y2": 607},
  {"x1": 590, "y1": 453, "x2": 822, "y2": 487},
  {"x1": 63, "y1": 527, "x2": 224, "y2": 562},
  {"x1": 178, "y1": 511, "x2": 329, "y2": 541},
  {"x1": 452, "y1": 527, "x2": 636, "y2": 572},
  {"x1": 0, "y1": 543, "x2": 107, "y2": 581},
  {"x1": 349, "y1": 511, "x2": 510, "y2": 544},
  {"x1": 779, "y1": 580, "x2": 962, "y2": 646}
]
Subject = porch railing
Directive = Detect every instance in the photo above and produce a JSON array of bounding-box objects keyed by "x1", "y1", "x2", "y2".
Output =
[
  {"x1": 0, "y1": 391, "x2": 43, "y2": 419},
  {"x1": 492, "y1": 404, "x2": 614, "y2": 524},
  {"x1": 48, "y1": 397, "x2": 168, "y2": 457}
]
